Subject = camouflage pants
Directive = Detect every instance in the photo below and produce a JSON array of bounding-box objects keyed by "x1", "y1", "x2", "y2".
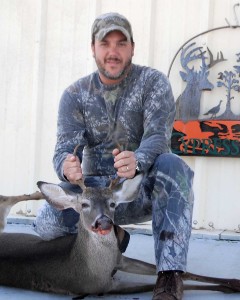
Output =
[{"x1": 34, "y1": 153, "x2": 194, "y2": 272}]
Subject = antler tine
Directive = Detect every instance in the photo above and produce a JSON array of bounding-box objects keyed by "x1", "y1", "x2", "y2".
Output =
[
  {"x1": 76, "y1": 179, "x2": 86, "y2": 191},
  {"x1": 207, "y1": 47, "x2": 227, "y2": 68},
  {"x1": 109, "y1": 142, "x2": 125, "y2": 190},
  {"x1": 116, "y1": 142, "x2": 122, "y2": 151},
  {"x1": 73, "y1": 144, "x2": 81, "y2": 156},
  {"x1": 73, "y1": 144, "x2": 86, "y2": 191},
  {"x1": 109, "y1": 176, "x2": 121, "y2": 190},
  {"x1": 181, "y1": 43, "x2": 205, "y2": 71}
]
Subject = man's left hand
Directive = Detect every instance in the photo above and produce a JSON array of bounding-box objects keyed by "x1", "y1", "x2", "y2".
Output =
[{"x1": 112, "y1": 148, "x2": 136, "y2": 178}]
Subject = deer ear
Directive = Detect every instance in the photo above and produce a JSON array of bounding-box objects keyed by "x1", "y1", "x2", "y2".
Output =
[
  {"x1": 37, "y1": 181, "x2": 78, "y2": 211},
  {"x1": 113, "y1": 174, "x2": 143, "y2": 204}
]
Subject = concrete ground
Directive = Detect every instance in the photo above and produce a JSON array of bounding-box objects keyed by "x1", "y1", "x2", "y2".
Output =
[{"x1": 0, "y1": 221, "x2": 240, "y2": 300}]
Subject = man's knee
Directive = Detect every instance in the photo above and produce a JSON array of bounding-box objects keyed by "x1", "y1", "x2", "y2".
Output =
[
  {"x1": 154, "y1": 153, "x2": 182, "y2": 172},
  {"x1": 152, "y1": 153, "x2": 194, "y2": 181}
]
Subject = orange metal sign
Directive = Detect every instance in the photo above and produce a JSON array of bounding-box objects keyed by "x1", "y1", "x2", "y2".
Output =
[{"x1": 171, "y1": 120, "x2": 240, "y2": 156}]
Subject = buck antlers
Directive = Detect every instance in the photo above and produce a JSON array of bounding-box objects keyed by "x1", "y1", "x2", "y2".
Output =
[{"x1": 180, "y1": 42, "x2": 227, "y2": 73}]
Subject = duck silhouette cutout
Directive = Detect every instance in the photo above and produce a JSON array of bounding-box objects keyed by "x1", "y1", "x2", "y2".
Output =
[{"x1": 203, "y1": 100, "x2": 223, "y2": 118}]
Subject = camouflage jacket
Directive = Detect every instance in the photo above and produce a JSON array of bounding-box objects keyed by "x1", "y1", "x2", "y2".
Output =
[{"x1": 53, "y1": 64, "x2": 175, "y2": 179}]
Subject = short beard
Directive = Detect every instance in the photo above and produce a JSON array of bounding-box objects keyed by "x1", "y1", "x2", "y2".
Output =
[{"x1": 96, "y1": 58, "x2": 132, "y2": 81}]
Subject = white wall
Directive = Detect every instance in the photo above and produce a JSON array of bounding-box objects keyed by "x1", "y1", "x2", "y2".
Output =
[{"x1": 0, "y1": 0, "x2": 240, "y2": 230}]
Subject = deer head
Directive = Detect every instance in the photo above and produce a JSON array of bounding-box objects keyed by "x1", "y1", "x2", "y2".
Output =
[
  {"x1": 37, "y1": 174, "x2": 143, "y2": 235},
  {"x1": 180, "y1": 42, "x2": 226, "y2": 91}
]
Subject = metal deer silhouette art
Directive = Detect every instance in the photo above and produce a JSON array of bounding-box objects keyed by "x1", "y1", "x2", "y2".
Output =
[{"x1": 176, "y1": 42, "x2": 226, "y2": 121}]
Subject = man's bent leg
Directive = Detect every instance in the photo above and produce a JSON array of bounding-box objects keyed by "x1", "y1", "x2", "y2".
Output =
[
  {"x1": 150, "y1": 153, "x2": 194, "y2": 273},
  {"x1": 150, "y1": 153, "x2": 194, "y2": 300}
]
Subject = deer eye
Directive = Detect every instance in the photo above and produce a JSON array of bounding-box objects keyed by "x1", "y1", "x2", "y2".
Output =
[
  {"x1": 82, "y1": 203, "x2": 90, "y2": 209},
  {"x1": 110, "y1": 202, "x2": 116, "y2": 208}
]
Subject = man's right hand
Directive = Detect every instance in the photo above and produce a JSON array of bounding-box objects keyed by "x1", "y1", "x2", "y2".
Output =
[{"x1": 63, "y1": 154, "x2": 83, "y2": 184}]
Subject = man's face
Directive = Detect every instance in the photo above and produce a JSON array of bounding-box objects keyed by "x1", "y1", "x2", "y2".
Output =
[{"x1": 92, "y1": 31, "x2": 135, "y2": 85}]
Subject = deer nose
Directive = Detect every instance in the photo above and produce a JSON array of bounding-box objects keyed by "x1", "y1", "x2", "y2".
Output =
[{"x1": 92, "y1": 215, "x2": 113, "y2": 235}]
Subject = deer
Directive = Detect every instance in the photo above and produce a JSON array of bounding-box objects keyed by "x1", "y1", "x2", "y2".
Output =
[
  {"x1": 0, "y1": 161, "x2": 240, "y2": 297},
  {"x1": 176, "y1": 42, "x2": 226, "y2": 121}
]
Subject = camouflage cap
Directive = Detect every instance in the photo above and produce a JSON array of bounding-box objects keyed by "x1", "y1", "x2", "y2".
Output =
[{"x1": 91, "y1": 12, "x2": 133, "y2": 43}]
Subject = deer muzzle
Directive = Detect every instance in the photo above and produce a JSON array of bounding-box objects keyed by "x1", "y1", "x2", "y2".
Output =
[{"x1": 92, "y1": 215, "x2": 113, "y2": 235}]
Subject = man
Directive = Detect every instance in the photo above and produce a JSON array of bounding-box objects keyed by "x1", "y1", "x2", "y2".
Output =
[{"x1": 34, "y1": 12, "x2": 194, "y2": 300}]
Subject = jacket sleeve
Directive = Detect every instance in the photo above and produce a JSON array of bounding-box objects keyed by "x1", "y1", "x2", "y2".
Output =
[
  {"x1": 53, "y1": 88, "x2": 87, "y2": 181},
  {"x1": 134, "y1": 72, "x2": 175, "y2": 172}
]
